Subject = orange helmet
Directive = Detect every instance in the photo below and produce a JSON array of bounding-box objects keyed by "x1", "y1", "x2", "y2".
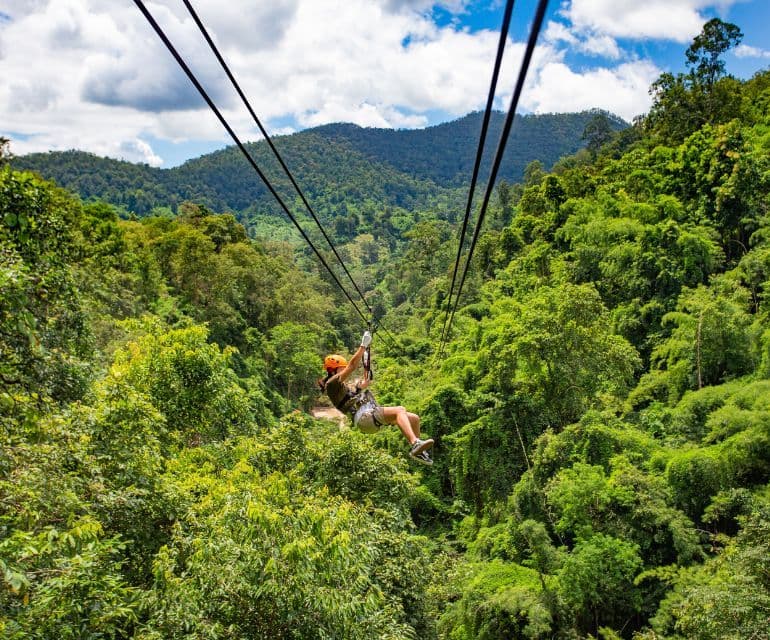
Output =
[{"x1": 324, "y1": 354, "x2": 347, "y2": 372}]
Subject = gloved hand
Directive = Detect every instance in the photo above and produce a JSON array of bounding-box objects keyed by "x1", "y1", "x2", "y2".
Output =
[{"x1": 360, "y1": 330, "x2": 372, "y2": 348}]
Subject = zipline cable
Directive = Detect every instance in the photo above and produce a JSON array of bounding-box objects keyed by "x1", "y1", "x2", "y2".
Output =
[
  {"x1": 180, "y1": 0, "x2": 379, "y2": 326},
  {"x1": 441, "y1": 0, "x2": 549, "y2": 348},
  {"x1": 146, "y1": 0, "x2": 398, "y2": 349},
  {"x1": 438, "y1": 0, "x2": 516, "y2": 352},
  {"x1": 132, "y1": 0, "x2": 372, "y2": 328}
]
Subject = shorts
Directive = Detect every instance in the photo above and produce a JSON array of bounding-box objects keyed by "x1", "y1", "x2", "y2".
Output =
[{"x1": 353, "y1": 401, "x2": 386, "y2": 434}]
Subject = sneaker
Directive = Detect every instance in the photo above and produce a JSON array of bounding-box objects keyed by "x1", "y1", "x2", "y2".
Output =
[
  {"x1": 409, "y1": 438, "x2": 434, "y2": 457},
  {"x1": 412, "y1": 449, "x2": 433, "y2": 466}
]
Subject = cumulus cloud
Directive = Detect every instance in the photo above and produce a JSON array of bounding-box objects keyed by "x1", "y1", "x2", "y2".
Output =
[
  {"x1": 380, "y1": 0, "x2": 470, "y2": 13},
  {"x1": 545, "y1": 19, "x2": 620, "y2": 59},
  {"x1": 299, "y1": 102, "x2": 428, "y2": 129},
  {"x1": 560, "y1": 0, "x2": 739, "y2": 42},
  {"x1": 181, "y1": 0, "x2": 515, "y2": 126},
  {"x1": 544, "y1": 21, "x2": 578, "y2": 46},
  {"x1": 735, "y1": 43, "x2": 770, "y2": 59},
  {"x1": 153, "y1": 0, "x2": 300, "y2": 52},
  {"x1": 580, "y1": 33, "x2": 621, "y2": 59},
  {"x1": 81, "y1": 2, "x2": 236, "y2": 112},
  {"x1": 119, "y1": 138, "x2": 163, "y2": 166},
  {"x1": 81, "y1": 56, "x2": 205, "y2": 112},
  {"x1": 7, "y1": 119, "x2": 166, "y2": 166},
  {"x1": 8, "y1": 82, "x2": 59, "y2": 112},
  {"x1": 524, "y1": 59, "x2": 661, "y2": 121},
  {"x1": 531, "y1": 1, "x2": 751, "y2": 118},
  {"x1": 2, "y1": 1, "x2": 48, "y2": 17}
]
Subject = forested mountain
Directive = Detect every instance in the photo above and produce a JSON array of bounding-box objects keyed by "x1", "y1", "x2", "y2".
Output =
[
  {"x1": 3, "y1": 18, "x2": 770, "y2": 640},
  {"x1": 11, "y1": 134, "x2": 448, "y2": 225},
  {"x1": 12, "y1": 110, "x2": 621, "y2": 220},
  {"x1": 311, "y1": 110, "x2": 623, "y2": 186}
]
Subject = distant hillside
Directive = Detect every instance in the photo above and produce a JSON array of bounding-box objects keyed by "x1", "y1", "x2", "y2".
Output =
[
  {"x1": 13, "y1": 135, "x2": 450, "y2": 223},
  {"x1": 313, "y1": 110, "x2": 626, "y2": 187},
  {"x1": 13, "y1": 110, "x2": 625, "y2": 218}
]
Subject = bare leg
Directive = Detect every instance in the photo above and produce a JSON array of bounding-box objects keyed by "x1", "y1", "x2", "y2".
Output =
[
  {"x1": 382, "y1": 406, "x2": 418, "y2": 444},
  {"x1": 407, "y1": 412, "x2": 421, "y2": 438}
]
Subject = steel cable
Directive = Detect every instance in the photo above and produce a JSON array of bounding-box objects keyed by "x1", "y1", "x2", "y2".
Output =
[
  {"x1": 438, "y1": 0, "x2": 516, "y2": 352},
  {"x1": 181, "y1": 0, "x2": 375, "y2": 319},
  {"x1": 133, "y1": 0, "x2": 371, "y2": 327},
  {"x1": 441, "y1": 0, "x2": 550, "y2": 349}
]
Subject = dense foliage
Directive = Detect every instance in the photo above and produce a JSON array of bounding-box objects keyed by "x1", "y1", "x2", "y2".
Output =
[
  {"x1": 0, "y1": 168, "x2": 436, "y2": 637},
  {"x1": 3, "y1": 19, "x2": 770, "y2": 639}
]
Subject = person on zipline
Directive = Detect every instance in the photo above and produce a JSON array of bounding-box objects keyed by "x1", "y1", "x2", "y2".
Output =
[{"x1": 319, "y1": 330, "x2": 434, "y2": 465}]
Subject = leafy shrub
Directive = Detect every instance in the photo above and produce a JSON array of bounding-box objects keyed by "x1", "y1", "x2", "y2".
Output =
[
  {"x1": 110, "y1": 324, "x2": 254, "y2": 444},
  {"x1": 438, "y1": 561, "x2": 554, "y2": 640},
  {"x1": 559, "y1": 534, "x2": 643, "y2": 635},
  {"x1": 666, "y1": 448, "x2": 728, "y2": 519},
  {"x1": 650, "y1": 507, "x2": 770, "y2": 640}
]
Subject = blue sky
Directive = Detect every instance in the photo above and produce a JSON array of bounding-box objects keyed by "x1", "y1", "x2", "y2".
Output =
[
  {"x1": 440, "y1": 0, "x2": 770, "y2": 79},
  {"x1": 1, "y1": 0, "x2": 768, "y2": 168}
]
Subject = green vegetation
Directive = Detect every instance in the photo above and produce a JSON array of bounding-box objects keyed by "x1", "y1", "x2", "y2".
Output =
[
  {"x1": 12, "y1": 111, "x2": 621, "y2": 222},
  {"x1": 3, "y1": 18, "x2": 770, "y2": 639}
]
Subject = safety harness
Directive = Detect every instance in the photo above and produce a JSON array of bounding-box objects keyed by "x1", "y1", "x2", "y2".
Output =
[
  {"x1": 326, "y1": 322, "x2": 382, "y2": 425},
  {"x1": 328, "y1": 382, "x2": 373, "y2": 417}
]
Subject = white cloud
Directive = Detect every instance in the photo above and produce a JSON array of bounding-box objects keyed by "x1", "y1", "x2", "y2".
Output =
[
  {"x1": 531, "y1": 1, "x2": 751, "y2": 120},
  {"x1": 1, "y1": 1, "x2": 48, "y2": 17},
  {"x1": 152, "y1": 0, "x2": 300, "y2": 52},
  {"x1": 119, "y1": 139, "x2": 164, "y2": 166},
  {"x1": 580, "y1": 33, "x2": 621, "y2": 59},
  {"x1": 735, "y1": 43, "x2": 770, "y2": 59},
  {"x1": 380, "y1": 0, "x2": 470, "y2": 13},
  {"x1": 545, "y1": 19, "x2": 621, "y2": 59},
  {"x1": 524, "y1": 59, "x2": 661, "y2": 121},
  {"x1": 299, "y1": 102, "x2": 428, "y2": 129},
  {"x1": 270, "y1": 126, "x2": 298, "y2": 136},
  {"x1": 560, "y1": 0, "x2": 740, "y2": 42},
  {"x1": 8, "y1": 82, "x2": 59, "y2": 112},
  {"x1": 544, "y1": 20, "x2": 578, "y2": 46}
]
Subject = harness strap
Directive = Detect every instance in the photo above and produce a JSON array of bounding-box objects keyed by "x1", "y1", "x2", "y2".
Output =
[
  {"x1": 363, "y1": 319, "x2": 374, "y2": 381},
  {"x1": 362, "y1": 346, "x2": 372, "y2": 380},
  {"x1": 342, "y1": 388, "x2": 376, "y2": 415}
]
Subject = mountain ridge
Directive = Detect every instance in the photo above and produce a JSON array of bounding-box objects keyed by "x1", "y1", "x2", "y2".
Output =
[{"x1": 13, "y1": 109, "x2": 626, "y2": 218}]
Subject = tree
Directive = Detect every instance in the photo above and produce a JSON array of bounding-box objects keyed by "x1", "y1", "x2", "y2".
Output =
[
  {"x1": 496, "y1": 181, "x2": 514, "y2": 227},
  {"x1": 546, "y1": 463, "x2": 613, "y2": 538},
  {"x1": 110, "y1": 324, "x2": 254, "y2": 445},
  {"x1": 448, "y1": 283, "x2": 641, "y2": 515},
  {"x1": 0, "y1": 518, "x2": 138, "y2": 639},
  {"x1": 523, "y1": 160, "x2": 545, "y2": 187},
  {"x1": 438, "y1": 561, "x2": 555, "y2": 640},
  {"x1": 646, "y1": 19, "x2": 744, "y2": 142},
  {"x1": 685, "y1": 18, "x2": 743, "y2": 89},
  {"x1": 197, "y1": 213, "x2": 248, "y2": 251},
  {"x1": 651, "y1": 508, "x2": 770, "y2": 639},
  {"x1": 140, "y1": 415, "x2": 435, "y2": 640},
  {"x1": 480, "y1": 283, "x2": 640, "y2": 426},
  {"x1": 649, "y1": 280, "x2": 755, "y2": 400},
  {"x1": 265, "y1": 321, "x2": 323, "y2": 407},
  {"x1": 1, "y1": 168, "x2": 92, "y2": 415},
  {"x1": 559, "y1": 534, "x2": 643, "y2": 635},
  {"x1": 582, "y1": 112, "x2": 615, "y2": 156},
  {"x1": 401, "y1": 220, "x2": 452, "y2": 295}
]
